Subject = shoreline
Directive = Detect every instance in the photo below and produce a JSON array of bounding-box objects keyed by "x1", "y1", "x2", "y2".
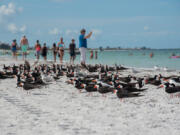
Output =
[{"x1": 0, "y1": 57, "x2": 180, "y2": 72}]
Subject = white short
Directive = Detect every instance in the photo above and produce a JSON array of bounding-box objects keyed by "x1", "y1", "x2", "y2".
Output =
[{"x1": 79, "y1": 47, "x2": 86, "y2": 63}]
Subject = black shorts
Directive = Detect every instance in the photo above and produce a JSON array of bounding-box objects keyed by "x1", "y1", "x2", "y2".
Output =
[
  {"x1": 70, "y1": 52, "x2": 75, "y2": 57},
  {"x1": 42, "y1": 52, "x2": 47, "y2": 57}
]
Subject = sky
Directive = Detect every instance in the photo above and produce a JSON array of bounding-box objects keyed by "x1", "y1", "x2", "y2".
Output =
[{"x1": 0, "y1": 0, "x2": 180, "y2": 49}]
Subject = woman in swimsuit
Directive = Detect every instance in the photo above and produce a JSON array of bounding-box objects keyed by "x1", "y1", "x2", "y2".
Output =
[
  {"x1": 11, "y1": 39, "x2": 18, "y2": 60},
  {"x1": 52, "y1": 43, "x2": 57, "y2": 62},
  {"x1": 35, "y1": 40, "x2": 41, "y2": 61},
  {"x1": 42, "y1": 43, "x2": 48, "y2": 61},
  {"x1": 58, "y1": 37, "x2": 65, "y2": 64}
]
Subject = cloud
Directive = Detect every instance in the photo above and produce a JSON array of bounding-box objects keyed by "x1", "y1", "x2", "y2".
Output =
[
  {"x1": 7, "y1": 23, "x2": 17, "y2": 33},
  {"x1": 7, "y1": 23, "x2": 26, "y2": 33},
  {"x1": 92, "y1": 29, "x2": 102, "y2": 35},
  {"x1": 0, "y1": 3, "x2": 16, "y2": 16},
  {"x1": 0, "y1": 2, "x2": 25, "y2": 33},
  {"x1": 19, "y1": 25, "x2": 26, "y2": 32},
  {"x1": 90, "y1": 29, "x2": 102, "y2": 40},
  {"x1": 144, "y1": 26, "x2": 149, "y2": 31},
  {"x1": 65, "y1": 29, "x2": 78, "y2": 36},
  {"x1": 49, "y1": 28, "x2": 60, "y2": 35},
  {"x1": 0, "y1": 3, "x2": 22, "y2": 18}
]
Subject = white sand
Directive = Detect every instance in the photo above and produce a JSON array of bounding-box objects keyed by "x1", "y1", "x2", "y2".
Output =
[{"x1": 0, "y1": 58, "x2": 180, "y2": 135}]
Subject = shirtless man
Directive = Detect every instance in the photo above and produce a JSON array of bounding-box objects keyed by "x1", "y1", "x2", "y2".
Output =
[{"x1": 20, "y1": 35, "x2": 29, "y2": 60}]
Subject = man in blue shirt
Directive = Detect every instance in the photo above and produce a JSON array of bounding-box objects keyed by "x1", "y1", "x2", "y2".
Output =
[{"x1": 79, "y1": 29, "x2": 92, "y2": 65}]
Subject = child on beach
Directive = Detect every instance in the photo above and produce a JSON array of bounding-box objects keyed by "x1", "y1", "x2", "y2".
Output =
[
  {"x1": 42, "y1": 43, "x2": 48, "y2": 61},
  {"x1": 35, "y1": 40, "x2": 41, "y2": 61},
  {"x1": 11, "y1": 39, "x2": 18, "y2": 60},
  {"x1": 58, "y1": 37, "x2": 65, "y2": 64},
  {"x1": 90, "y1": 50, "x2": 94, "y2": 59},
  {"x1": 150, "y1": 52, "x2": 154, "y2": 58},
  {"x1": 69, "y1": 39, "x2": 76, "y2": 65},
  {"x1": 95, "y1": 51, "x2": 98, "y2": 59},
  {"x1": 52, "y1": 43, "x2": 57, "y2": 62}
]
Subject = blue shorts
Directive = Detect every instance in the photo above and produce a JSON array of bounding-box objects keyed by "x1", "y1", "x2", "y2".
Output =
[
  {"x1": 12, "y1": 47, "x2": 17, "y2": 52},
  {"x1": 36, "y1": 51, "x2": 40, "y2": 56}
]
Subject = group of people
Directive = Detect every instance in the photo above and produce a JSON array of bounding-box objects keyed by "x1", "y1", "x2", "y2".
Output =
[{"x1": 11, "y1": 29, "x2": 94, "y2": 65}]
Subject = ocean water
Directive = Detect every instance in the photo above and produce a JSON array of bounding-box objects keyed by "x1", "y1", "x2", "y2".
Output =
[{"x1": 1, "y1": 49, "x2": 180, "y2": 70}]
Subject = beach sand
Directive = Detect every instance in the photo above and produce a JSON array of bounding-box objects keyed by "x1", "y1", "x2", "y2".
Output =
[{"x1": 0, "y1": 58, "x2": 180, "y2": 135}]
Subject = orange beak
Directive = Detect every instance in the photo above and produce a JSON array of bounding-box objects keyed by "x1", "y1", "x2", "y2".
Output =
[
  {"x1": 163, "y1": 79, "x2": 169, "y2": 82},
  {"x1": 81, "y1": 84, "x2": 84, "y2": 88},
  {"x1": 145, "y1": 79, "x2": 148, "y2": 84},
  {"x1": 92, "y1": 79, "x2": 97, "y2": 83}
]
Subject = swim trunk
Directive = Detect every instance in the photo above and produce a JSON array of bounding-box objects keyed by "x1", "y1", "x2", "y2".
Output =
[
  {"x1": 21, "y1": 45, "x2": 28, "y2": 53},
  {"x1": 70, "y1": 51, "x2": 75, "y2": 57},
  {"x1": 12, "y1": 47, "x2": 17, "y2": 52},
  {"x1": 79, "y1": 47, "x2": 86, "y2": 63}
]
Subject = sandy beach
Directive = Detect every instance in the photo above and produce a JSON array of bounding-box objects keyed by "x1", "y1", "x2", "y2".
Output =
[{"x1": 0, "y1": 57, "x2": 180, "y2": 135}]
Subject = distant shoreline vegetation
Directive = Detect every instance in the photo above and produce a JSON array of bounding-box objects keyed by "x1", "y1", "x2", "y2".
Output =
[{"x1": 0, "y1": 42, "x2": 179, "y2": 50}]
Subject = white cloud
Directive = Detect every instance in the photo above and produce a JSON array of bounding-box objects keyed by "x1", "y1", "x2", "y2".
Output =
[
  {"x1": 19, "y1": 25, "x2": 26, "y2": 32},
  {"x1": 65, "y1": 29, "x2": 72, "y2": 35},
  {"x1": 65, "y1": 29, "x2": 78, "y2": 36},
  {"x1": 92, "y1": 29, "x2": 102, "y2": 35},
  {"x1": 0, "y1": 3, "x2": 16, "y2": 16},
  {"x1": 7, "y1": 23, "x2": 18, "y2": 33},
  {"x1": 90, "y1": 29, "x2": 102, "y2": 40},
  {"x1": 144, "y1": 26, "x2": 149, "y2": 31},
  {"x1": 7, "y1": 23, "x2": 27, "y2": 34},
  {"x1": 49, "y1": 28, "x2": 60, "y2": 35}
]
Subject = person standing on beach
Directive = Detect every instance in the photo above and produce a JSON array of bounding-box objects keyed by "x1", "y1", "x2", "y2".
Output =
[
  {"x1": 11, "y1": 39, "x2": 18, "y2": 60},
  {"x1": 58, "y1": 37, "x2": 65, "y2": 64},
  {"x1": 42, "y1": 43, "x2": 48, "y2": 61},
  {"x1": 35, "y1": 40, "x2": 41, "y2": 61},
  {"x1": 95, "y1": 51, "x2": 98, "y2": 59},
  {"x1": 69, "y1": 39, "x2": 76, "y2": 65},
  {"x1": 52, "y1": 43, "x2": 57, "y2": 62},
  {"x1": 20, "y1": 35, "x2": 29, "y2": 60},
  {"x1": 90, "y1": 50, "x2": 94, "y2": 59},
  {"x1": 79, "y1": 29, "x2": 92, "y2": 65}
]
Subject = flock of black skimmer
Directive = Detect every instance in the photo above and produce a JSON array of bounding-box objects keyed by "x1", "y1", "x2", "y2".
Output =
[{"x1": 1, "y1": 61, "x2": 180, "y2": 98}]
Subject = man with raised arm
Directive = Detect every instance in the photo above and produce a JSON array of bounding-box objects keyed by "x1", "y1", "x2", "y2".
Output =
[{"x1": 79, "y1": 29, "x2": 92, "y2": 66}]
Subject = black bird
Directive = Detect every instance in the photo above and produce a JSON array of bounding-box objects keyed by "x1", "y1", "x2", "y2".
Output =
[
  {"x1": 163, "y1": 83, "x2": 180, "y2": 94},
  {"x1": 114, "y1": 89, "x2": 141, "y2": 98},
  {"x1": 84, "y1": 84, "x2": 98, "y2": 92},
  {"x1": 96, "y1": 83, "x2": 115, "y2": 96},
  {"x1": 19, "y1": 82, "x2": 42, "y2": 90}
]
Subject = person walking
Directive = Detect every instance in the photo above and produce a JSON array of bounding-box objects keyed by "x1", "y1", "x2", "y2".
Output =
[
  {"x1": 52, "y1": 43, "x2": 57, "y2": 62},
  {"x1": 20, "y1": 35, "x2": 29, "y2": 60},
  {"x1": 11, "y1": 39, "x2": 18, "y2": 60},
  {"x1": 79, "y1": 29, "x2": 92, "y2": 66},
  {"x1": 58, "y1": 37, "x2": 65, "y2": 64},
  {"x1": 42, "y1": 43, "x2": 48, "y2": 61},
  {"x1": 35, "y1": 40, "x2": 41, "y2": 61},
  {"x1": 69, "y1": 39, "x2": 76, "y2": 65}
]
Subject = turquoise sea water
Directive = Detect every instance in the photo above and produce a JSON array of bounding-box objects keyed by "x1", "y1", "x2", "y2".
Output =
[{"x1": 1, "y1": 49, "x2": 180, "y2": 70}]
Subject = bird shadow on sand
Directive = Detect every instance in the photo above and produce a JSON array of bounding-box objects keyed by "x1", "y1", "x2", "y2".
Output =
[{"x1": 32, "y1": 93, "x2": 47, "y2": 96}]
